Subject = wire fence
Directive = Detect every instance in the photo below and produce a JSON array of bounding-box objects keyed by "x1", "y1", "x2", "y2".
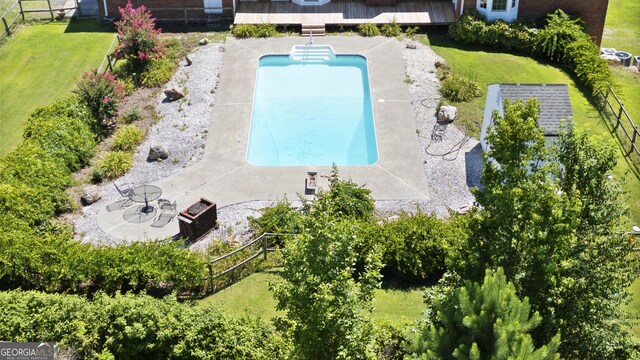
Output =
[{"x1": 97, "y1": 33, "x2": 119, "y2": 73}]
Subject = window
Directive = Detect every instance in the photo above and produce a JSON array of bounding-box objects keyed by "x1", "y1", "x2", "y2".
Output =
[
  {"x1": 511, "y1": 0, "x2": 516, "y2": 8},
  {"x1": 479, "y1": 0, "x2": 487, "y2": 9},
  {"x1": 492, "y1": 0, "x2": 506, "y2": 10}
]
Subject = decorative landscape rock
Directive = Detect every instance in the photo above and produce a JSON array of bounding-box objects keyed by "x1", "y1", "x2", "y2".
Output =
[
  {"x1": 81, "y1": 185, "x2": 101, "y2": 205},
  {"x1": 406, "y1": 41, "x2": 417, "y2": 49},
  {"x1": 199, "y1": 38, "x2": 209, "y2": 46},
  {"x1": 163, "y1": 88, "x2": 184, "y2": 102},
  {"x1": 185, "y1": 56, "x2": 192, "y2": 66},
  {"x1": 438, "y1": 105, "x2": 458, "y2": 122},
  {"x1": 147, "y1": 145, "x2": 169, "y2": 161}
]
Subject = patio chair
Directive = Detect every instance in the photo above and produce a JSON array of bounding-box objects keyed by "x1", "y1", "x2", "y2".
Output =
[
  {"x1": 151, "y1": 200, "x2": 177, "y2": 228},
  {"x1": 106, "y1": 181, "x2": 134, "y2": 212}
]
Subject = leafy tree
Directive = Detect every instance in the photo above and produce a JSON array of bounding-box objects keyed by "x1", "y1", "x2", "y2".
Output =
[
  {"x1": 114, "y1": 0, "x2": 163, "y2": 72},
  {"x1": 271, "y1": 213, "x2": 383, "y2": 360},
  {"x1": 454, "y1": 99, "x2": 639, "y2": 358},
  {"x1": 409, "y1": 268, "x2": 560, "y2": 359}
]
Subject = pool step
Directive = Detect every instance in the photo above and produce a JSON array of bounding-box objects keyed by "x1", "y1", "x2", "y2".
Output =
[
  {"x1": 290, "y1": 44, "x2": 336, "y2": 62},
  {"x1": 302, "y1": 23, "x2": 325, "y2": 37}
]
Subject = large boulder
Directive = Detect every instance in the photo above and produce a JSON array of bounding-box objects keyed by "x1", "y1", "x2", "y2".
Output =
[
  {"x1": 148, "y1": 145, "x2": 169, "y2": 162},
  {"x1": 164, "y1": 88, "x2": 184, "y2": 102},
  {"x1": 438, "y1": 105, "x2": 458, "y2": 122},
  {"x1": 81, "y1": 185, "x2": 101, "y2": 205}
]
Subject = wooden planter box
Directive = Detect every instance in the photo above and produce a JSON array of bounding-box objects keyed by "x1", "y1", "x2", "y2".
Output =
[{"x1": 178, "y1": 198, "x2": 217, "y2": 242}]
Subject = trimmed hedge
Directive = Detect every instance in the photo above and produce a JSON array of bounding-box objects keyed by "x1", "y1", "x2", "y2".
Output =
[
  {"x1": 447, "y1": 10, "x2": 612, "y2": 94},
  {"x1": 0, "y1": 291, "x2": 287, "y2": 359}
]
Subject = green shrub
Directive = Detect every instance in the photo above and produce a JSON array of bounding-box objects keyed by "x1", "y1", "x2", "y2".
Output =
[
  {"x1": 120, "y1": 108, "x2": 142, "y2": 124},
  {"x1": 141, "y1": 57, "x2": 177, "y2": 87},
  {"x1": 358, "y1": 23, "x2": 381, "y2": 37},
  {"x1": 256, "y1": 23, "x2": 278, "y2": 37},
  {"x1": 534, "y1": 10, "x2": 586, "y2": 61},
  {"x1": 112, "y1": 125, "x2": 144, "y2": 151},
  {"x1": 232, "y1": 24, "x2": 258, "y2": 38},
  {"x1": 0, "y1": 145, "x2": 73, "y2": 217},
  {"x1": 249, "y1": 200, "x2": 303, "y2": 247},
  {"x1": 447, "y1": 11, "x2": 534, "y2": 53},
  {"x1": 404, "y1": 26, "x2": 419, "y2": 38},
  {"x1": 22, "y1": 113, "x2": 96, "y2": 172},
  {"x1": 380, "y1": 212, "x2": 466, "y2": 283},
  {"x1": 75, "y1": 70, "x2": 125, "y2": 123},
  {"x1": 161, "y1": 36, "x2": 184, "y2": 60},
  {"x1": 0, "y1": 291, "x2": 288, "y2": 359},
  {"x1": 311, "y1": 166, "x2": 375, "y2": 221},
  {"x1": 96, "y1": 151, "x2": 133, "y2": 179},
  {"x1": 440, "y1": 74, "x2": 482, "y2": 102},
  {"x1": 566, "y1": 37, "x2": 612, "y2": 94},
  {"x1": 381, "y1": 21, "x2": 402, "y2": 37}
]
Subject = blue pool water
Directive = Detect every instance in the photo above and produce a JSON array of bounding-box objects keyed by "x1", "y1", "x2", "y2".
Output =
[{"x1": 247, "y1": 55, "x2": 378, "y2": 166}]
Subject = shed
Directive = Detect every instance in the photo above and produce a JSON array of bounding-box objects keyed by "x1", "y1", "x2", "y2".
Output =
[{"x1": 480, "y1": 83, "x2": 573, "y2": 151}]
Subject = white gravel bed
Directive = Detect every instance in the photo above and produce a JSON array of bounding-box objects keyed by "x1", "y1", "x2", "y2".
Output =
[
  {"x1": 399, "y1": 38, "x2": 481, "y2": 217},
  {"x1": 75, "y1": 37, "x2": 480, "y2": 247}
]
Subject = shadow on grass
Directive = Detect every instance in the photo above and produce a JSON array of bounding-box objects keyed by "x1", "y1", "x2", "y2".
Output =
[{"x1": 64, "y1": 18, "x2": 115, "y2": 33}]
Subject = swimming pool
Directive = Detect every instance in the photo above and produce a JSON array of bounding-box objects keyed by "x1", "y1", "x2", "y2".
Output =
[{"x1": 247, "y1": 54, "x2": 378, "y2": 166}]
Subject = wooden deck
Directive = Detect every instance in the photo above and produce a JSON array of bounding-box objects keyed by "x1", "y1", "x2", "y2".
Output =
[{"x1": 234, "y1": 1, "x2": 455, "y2": 25}]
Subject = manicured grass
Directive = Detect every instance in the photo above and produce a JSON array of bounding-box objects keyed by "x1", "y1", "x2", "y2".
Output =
[
  {"x1": 198, "y1": 269, "x2": 426, "y2": 324},
  {"x1": 421, "y1": 30, "x2": 640, "y2": 225},
  {"x1": 602, "y1": 0, "x2": 640, "y2": 55},
  {"x1": 0, "y1": 20, "x2": 115, "y2": 156}
]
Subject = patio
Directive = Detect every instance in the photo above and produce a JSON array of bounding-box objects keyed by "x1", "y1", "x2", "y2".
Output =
[{"x1": 95, "y1": 37, "x2": 430, "y2": 242}]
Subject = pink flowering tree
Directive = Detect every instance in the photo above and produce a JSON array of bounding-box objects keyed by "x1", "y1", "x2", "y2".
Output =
[
  {"x1": 114, "y1": 1, "x2": 163, "y2": 72},
  {"x1": 75, "y1": 70, "x2": 126, "y2": 125}
]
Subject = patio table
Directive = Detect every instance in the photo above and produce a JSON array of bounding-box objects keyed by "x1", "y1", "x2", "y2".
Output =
[{"x1": 129, "y1": 184, "x2": 162, "y2": 213}]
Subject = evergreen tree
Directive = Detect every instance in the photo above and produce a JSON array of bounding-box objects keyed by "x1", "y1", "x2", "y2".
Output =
[{"x1": 409, "y1": 267, "x2": 560, "y2": 359}]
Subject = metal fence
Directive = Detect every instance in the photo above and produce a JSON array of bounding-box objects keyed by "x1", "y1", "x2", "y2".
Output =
[
  {"x1": 97, "y1": 33, "x2": 119, "y2": 73},
  {"x1": 600, "y1": 85, "x2": 640, "y2": 169}
]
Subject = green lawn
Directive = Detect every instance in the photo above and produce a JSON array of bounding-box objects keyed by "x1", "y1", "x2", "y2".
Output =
[
  {"x1": 422, "y1": 30, "x2": 640, "y2": 226},
  {"x1": 198, "y1": 270, "x2": 426, "y2": 324},
  {"x1": 602, "y1": 0, "x2": 640, "y2": 55},
  {"x1": 0, "y1": 20, "x2": 115, "y2": 156}
]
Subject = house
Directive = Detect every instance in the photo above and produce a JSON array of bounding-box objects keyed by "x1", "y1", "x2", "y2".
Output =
[
  {"x1": 479, "y1": 84, "x2": 573, "y2": 151},
  {"x1": 453, "y1": 0, "x2": 609, "y2": 44}
]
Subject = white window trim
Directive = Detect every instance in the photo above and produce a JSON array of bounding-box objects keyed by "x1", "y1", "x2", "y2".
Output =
[{"x1": 476, "y1": 0, "x2": 518, "y2": 21}]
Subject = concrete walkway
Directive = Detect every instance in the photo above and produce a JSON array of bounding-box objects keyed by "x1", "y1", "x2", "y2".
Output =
[{"x1": 96, "y1": 36, "x2": 429, "y2": 242}]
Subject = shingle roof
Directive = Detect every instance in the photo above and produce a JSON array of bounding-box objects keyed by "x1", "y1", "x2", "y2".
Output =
[{"x1": 499, "y1": 84, "x2": 573, "y2": 136}]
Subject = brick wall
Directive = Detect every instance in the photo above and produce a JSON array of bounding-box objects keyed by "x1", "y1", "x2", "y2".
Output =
[
  {"x1": 518, "y1": 0, "x2": 609, "y2": 45},
  {"x1": 459, "y1": 0, "x2": 609, "y2": 45},
  {"x1": 98, "y1": 0, "x2": 234, "y2": 20}
]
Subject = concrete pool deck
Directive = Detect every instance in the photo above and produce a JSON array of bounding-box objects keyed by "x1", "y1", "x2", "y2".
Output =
[{"x1": 96, "y1": 36, "x2": 429, "y2": 242}]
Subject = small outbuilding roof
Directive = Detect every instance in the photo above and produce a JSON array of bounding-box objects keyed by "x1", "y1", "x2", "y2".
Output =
[{"x1": 498, "y1": 84, "x2": 573, "y2": 136}]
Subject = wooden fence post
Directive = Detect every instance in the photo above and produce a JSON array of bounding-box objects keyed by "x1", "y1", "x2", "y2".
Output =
[
  {"x1": 46, "y1": 0, "x2": 54, "y2": 20},
  {"x1": 106, "y1": 54, "x2": 114, "y2": 73},
  {"x1": 18, "y1": 0, "x2": 25, "y2": 21},
  {"x1": 2, "y1": 17, "x2": 10, "y2": 36},
  {"x1": 208, "y1": 264, "x2": 214, "y2": 292},
  {"x1": 263, "y1": 236, "x2": 268, "y2": 260}
]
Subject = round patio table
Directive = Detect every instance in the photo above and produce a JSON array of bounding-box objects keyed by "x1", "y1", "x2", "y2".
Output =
[{"x1": 129, "y1": 184, "x2": 162, "y2": 213}]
